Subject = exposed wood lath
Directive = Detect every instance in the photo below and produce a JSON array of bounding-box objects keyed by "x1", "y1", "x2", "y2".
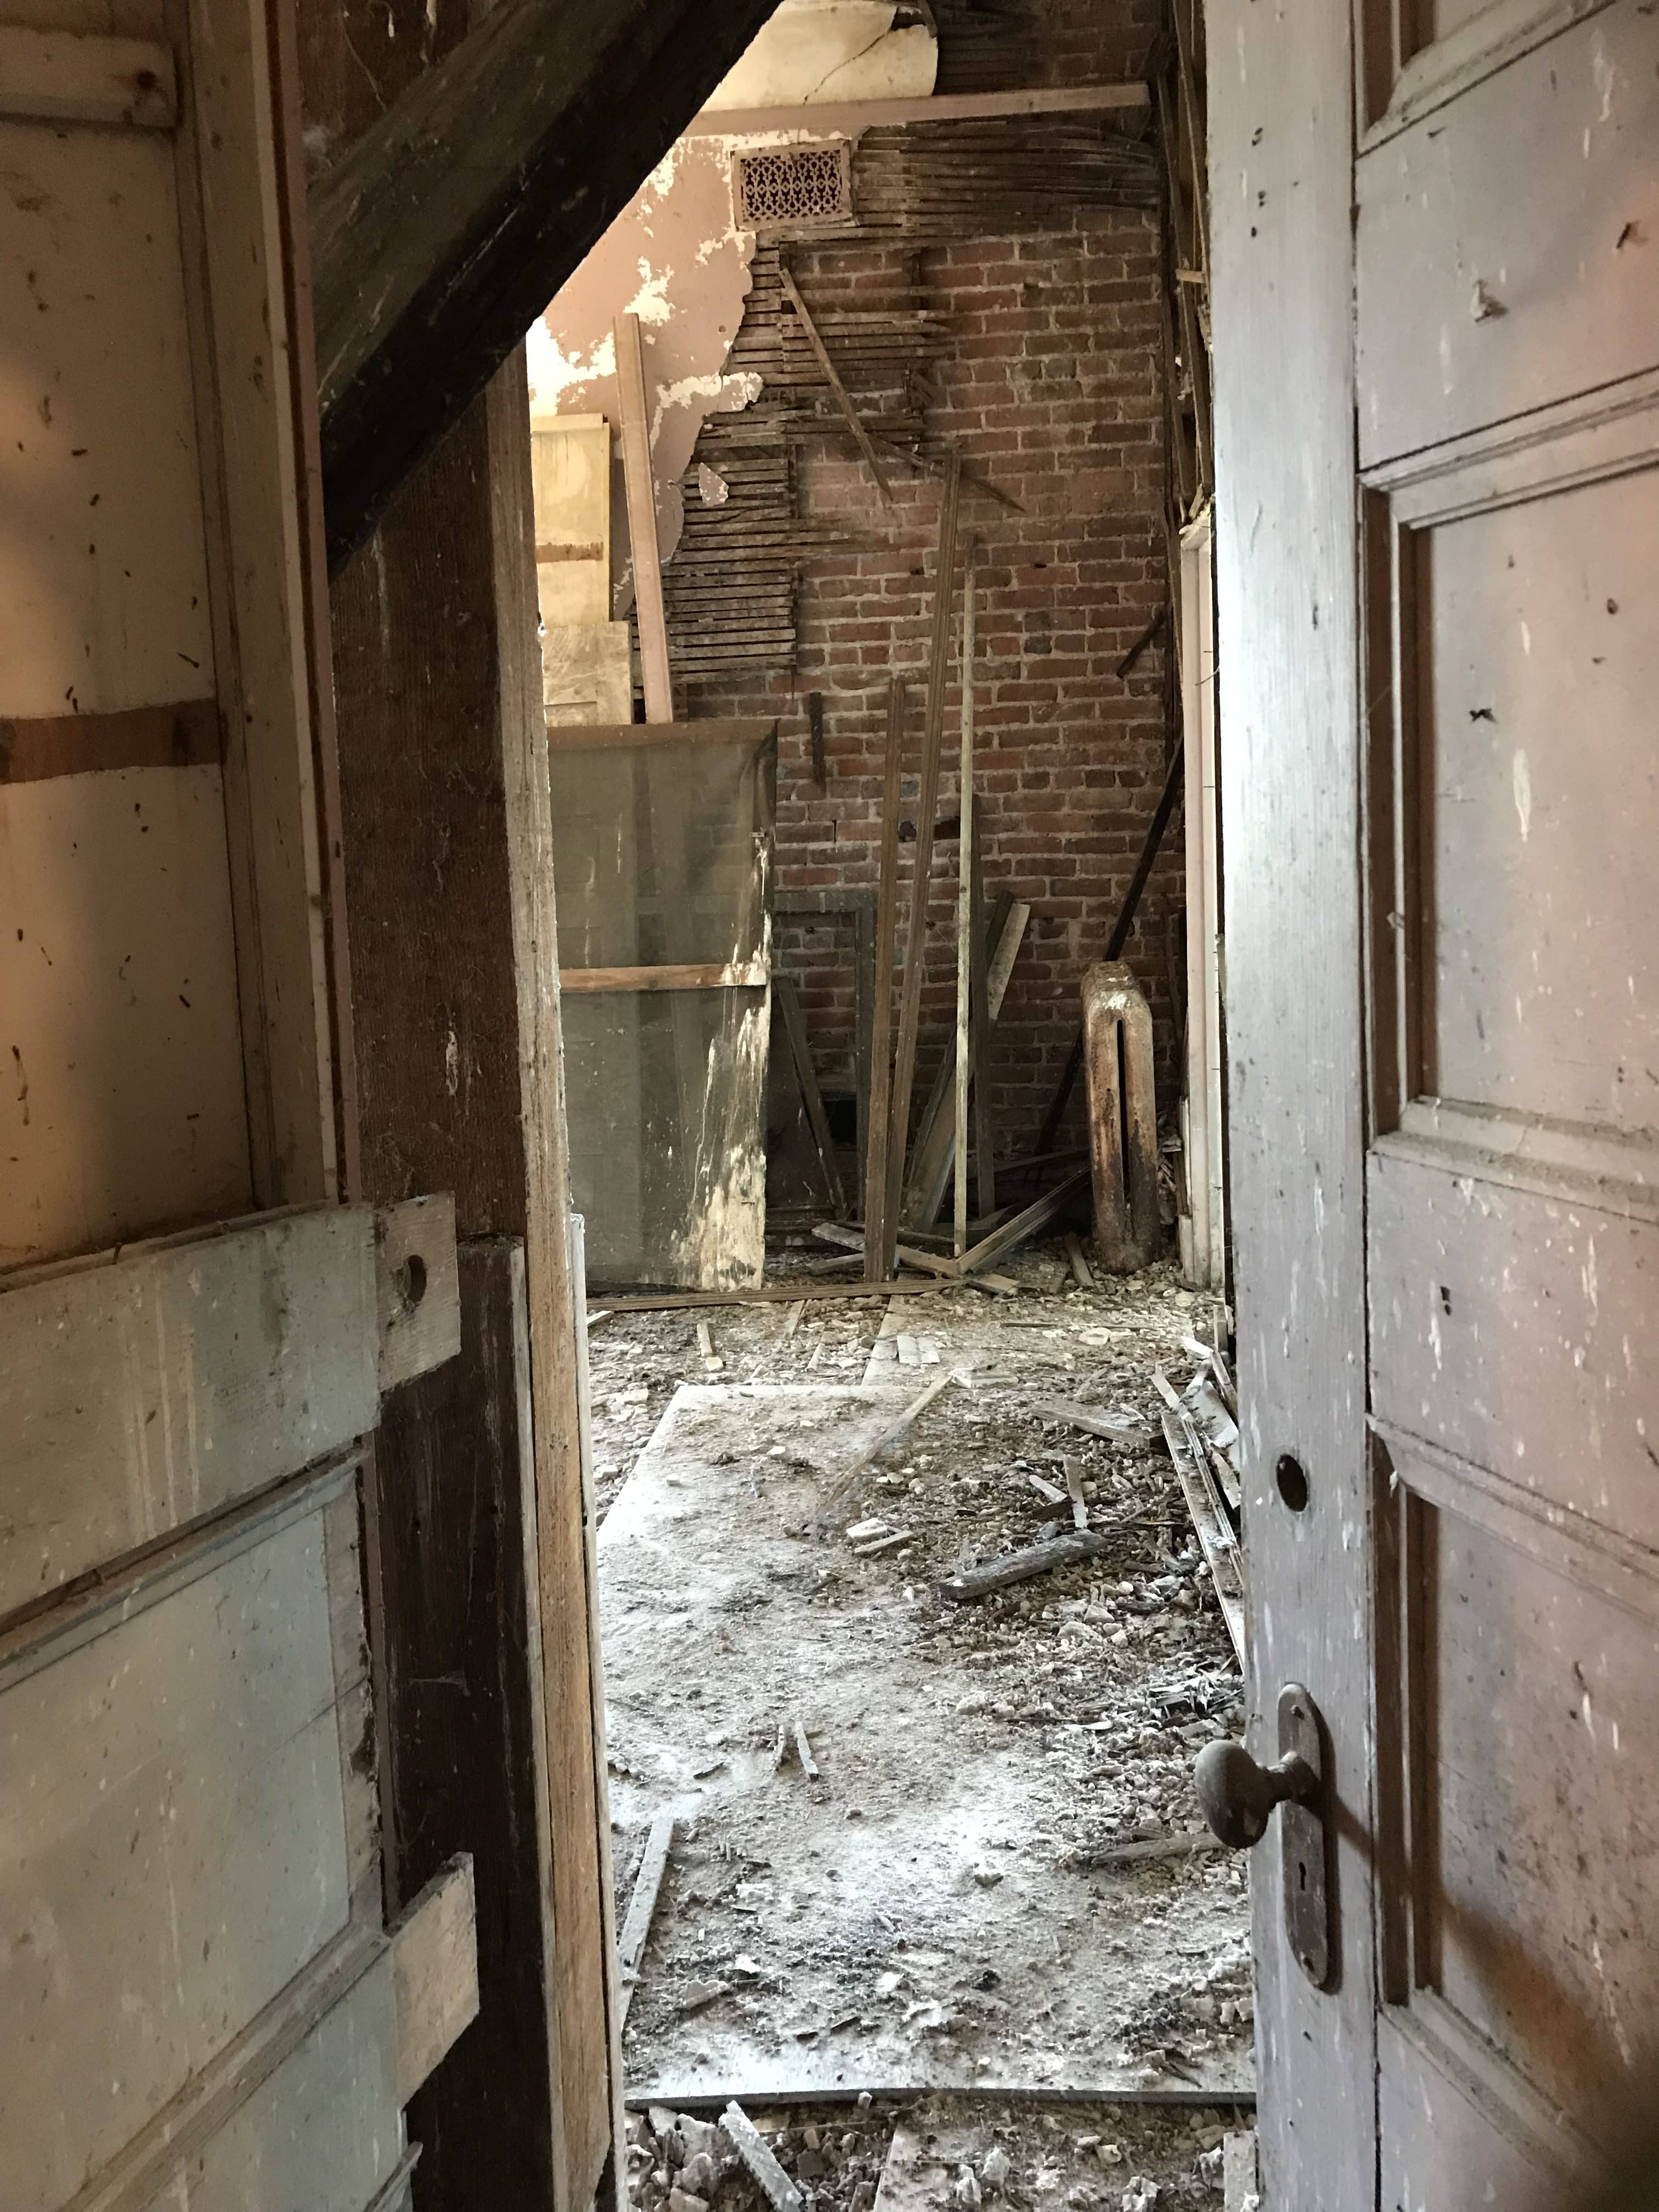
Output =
[
  {"x1": 852, "y1": 115, "x2": 1158, "y2": 236},
  {"x1": 664, "y1": 114, "x2": 1153, "y2": 689}
]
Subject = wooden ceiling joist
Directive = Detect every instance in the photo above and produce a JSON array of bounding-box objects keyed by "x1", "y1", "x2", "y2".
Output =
[{"x1": 309, "y1": 0, "x2": 780, "y2": 571}]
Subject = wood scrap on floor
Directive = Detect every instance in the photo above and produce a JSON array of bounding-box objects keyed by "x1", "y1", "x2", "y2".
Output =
[
  {"x1": 1029, "y1": 1396, "x2": 1161, "y2": 1451},
  {"x1": 812, "y1": 1367, "x2": 958, "y2": 1531},
  {"x1": 721, "y1": 2101, "x2": 806, "y2": 2212},
  {"x1": 618, "y1": 1810, "x2": 676, "y2": 2027},
  {"x1": 1154, "y1": 1368, "x2": 1246, "y2": 1672},
  {"x1": 939, "y1": 1527, "x2": 1113, "y2": 1602}
]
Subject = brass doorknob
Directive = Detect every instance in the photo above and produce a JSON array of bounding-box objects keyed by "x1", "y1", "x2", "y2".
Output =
[{"x1": 1194, "y1": 1737, "x2": 1318, "y2": 1849}]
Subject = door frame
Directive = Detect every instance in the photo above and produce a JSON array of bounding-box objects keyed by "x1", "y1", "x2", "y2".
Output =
[{"x1": 1209, "y1": 5, "x2": 1380, "y2": 2205}]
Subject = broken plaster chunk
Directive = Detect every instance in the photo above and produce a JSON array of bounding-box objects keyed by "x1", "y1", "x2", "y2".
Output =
[
  {"x1": 669, "y1": 2192, "x2": 709, "y2": 2212},
  {"x1": 846, "y1": 1517, "x2": 888, "y2": 1542},
  {"x1": 953, "y1": 2167, "x2": 982, "y2": 2209},
  {"x1": 981, "y1": 2147, "x2": 1012, "y2": 2194}
]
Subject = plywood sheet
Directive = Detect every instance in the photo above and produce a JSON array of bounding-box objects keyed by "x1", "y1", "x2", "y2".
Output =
[
  {"x1": 0, "y1": 1508, "x2": 352, "y2": 2210},
  {"x1": 0, "y1": 1206, "x2": 377, "y2": 1614},
  {"x1": 0, "y1": 765, "x2": 252, "y2": 1266}
]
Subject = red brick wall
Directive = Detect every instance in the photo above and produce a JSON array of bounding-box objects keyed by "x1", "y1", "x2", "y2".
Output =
[{"x1": 686, "y1": 203, "x2": 1178, "y2": 1164}]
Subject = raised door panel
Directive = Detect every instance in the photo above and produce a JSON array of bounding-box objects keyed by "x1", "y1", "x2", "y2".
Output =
[
  {"x1": 0, "y1": 1207, "x2": 379, "y2": 1613},
  {"x1": 1357, "y1": 6, "x2": 1658, "y2": 467},
  {"x1": 0, "y1": 1496, "x2": 354, "y2": 2211}
]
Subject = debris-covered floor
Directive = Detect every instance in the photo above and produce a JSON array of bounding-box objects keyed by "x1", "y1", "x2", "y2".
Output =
[
  {"x1": 589, "y1": 1246, "x2": 1254, "y2": 2120},
  {"x1": 627, "y1": 2095, "x2": 1259, "y2": 2212}
]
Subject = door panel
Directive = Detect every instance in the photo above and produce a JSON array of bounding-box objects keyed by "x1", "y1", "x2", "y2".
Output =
[
  {"x1": 1357, "y1": 6, "x2": 1658, "y2": 465},
  {"x1": 1357, "y1": 0, "x2": 1659, "y2": 2193}
]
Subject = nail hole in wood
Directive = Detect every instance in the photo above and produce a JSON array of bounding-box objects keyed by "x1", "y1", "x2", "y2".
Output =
[{"x1": 396, "y1": 1254, "x2": 428, "y2": 1312}]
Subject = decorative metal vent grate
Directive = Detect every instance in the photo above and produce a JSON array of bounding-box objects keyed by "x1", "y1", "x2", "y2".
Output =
[{"x1": 732, "y1": 142, "x2": 854, "y2": 233}]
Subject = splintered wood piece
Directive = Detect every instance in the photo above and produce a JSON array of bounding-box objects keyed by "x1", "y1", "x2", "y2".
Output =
[
  {"x1": 776, "y1": 973, "x2": 847, "y2": 1215},
  {"x1": 778, "y1": 262, "x2": 894, "y2": 505},
  {"x1": 696, "y1": 1319, "x2": 722, "y2": 1369},
  {"x1": 614, "y1": 311, "x2": 673, "y2": 721},
  {"x1": 1156, "y1": 1380, "x2": 1247, "y2": 1671},
  {"x1": 1026, "y1": 1470, "x2": 1068, "y2": 1505},
  {"x1": 1064, "y1": 1458, "x2": 1090, "y2": 1530},
  {"x1": 1068, "y1": 1832, "x2": 1226, "y2": 1869},
  {"x1": 617, "y1": 1809, "x2": 676, "y2": 2025},
  {"x1": 904, "y1": 893, "x2": 1028, "y2": 1228},
  {"x1": 865, "y1": 679, "x2": 907, "y2": 1280},
  {"x1": 1064, "y1": 1232, "x2": 1096, "y2": 1290},
  {"x1": 956, "y1": 1167, "x2": 1090, "y2": 1277},
  {"x1": 887, "y1": 452, "x2": 962, "y2": 1238},
  {"x1": 722, "y1": 2101, "x2": 805, "y2": 2212},
  {"x1": 1030, "y1": 1396, "x2": 1163, "y2": 1452},
  {"x1": 812, "y1": 1367, "x2": 958, "y2": 1531},
  {"x1": 940, "y1": 1529, "x2": 1112, "y2": 1602},
  {"x1": 784, "y1": 1299, "x2": 807, "y2": 1339},
  {"x1": 792, "y1": 1718, "x2": 820, "y2": 1781}
]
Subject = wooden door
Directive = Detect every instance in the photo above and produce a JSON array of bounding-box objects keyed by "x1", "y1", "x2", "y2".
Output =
[
  {"x1": 0, "y1": 0, "x2": 477, "y2": 2196},
  {"x1": 1210, "y1": 3, "x2": 1659, "y2": 2205}
]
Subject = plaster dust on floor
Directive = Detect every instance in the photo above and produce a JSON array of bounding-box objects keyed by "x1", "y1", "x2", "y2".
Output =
[{"x1": 588, "y1": 1249, "x2": 1256, "y2": 2113}]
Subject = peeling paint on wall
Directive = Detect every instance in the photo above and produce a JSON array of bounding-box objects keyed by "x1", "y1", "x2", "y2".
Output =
[
  {"x1": 531, "y1": 137, "x2": 759, "y2": 590},
  {"x1": 530, "y1": 0, "x2": 939, "y2": 597}
]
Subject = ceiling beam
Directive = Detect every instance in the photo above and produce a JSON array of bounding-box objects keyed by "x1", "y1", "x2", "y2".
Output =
[
  {"x1": 684, "y1": 81, "x2": 1151, "y2": 138},
  {"x1": 309, "y1": 0, "x2": 782, "y2": 572}
]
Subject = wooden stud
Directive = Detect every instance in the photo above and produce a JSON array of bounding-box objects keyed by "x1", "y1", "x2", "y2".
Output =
[
  {"x1": 885, "y1": 451, "x2": 962, "y2": 1245},
  {"x1": 614, "y1": 312, "x2": 674, "y2": 722},
  {"x1": 864, "y1": 679, "x2": 907, "y2": 1282},
  {"x1": 558, "y1": 961, "x2": 769, "y2": 993},
  {"x1": 953, "y1": 546, "x2": 976, "y2": 1258}
]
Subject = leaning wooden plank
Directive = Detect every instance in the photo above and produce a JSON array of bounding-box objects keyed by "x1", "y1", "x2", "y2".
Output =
[
  {"x1": 1065, "y1": 1232, "x2": 1096, "y2": 1290},
  {"x1": 812, "y1": 1368, "x2": 959, "y2": 1531},
  {"x1": 864, "y1": 679, "x2": 907, "y2": 1280},
  {"x1": 0, "y1": 23, "x2": 177, "y2": 127},
  {"x1": 904, "y1": 895, "x2": 1029, "y2": 1229},
  {"x1": 969, "y1": 819, "x2": 996, "y2": 1223},
  {"x1": 775, "y1": 974, "x2": 847, "y2": 1216},
  {"x1": 0, "y1": 1206, "x2": 378, "y2": 1620},
  {"x1": 375, "y1": 1193, "x2": 461, "y2": 1390},
  {"x1": 940, "y1": 1528, "x2": 1113, "y2": 1602},
  {"x1": 1158, "y1": 1393, "x2": 1248, "y2": 1672},
  {"x1": 391, "y1": 1855, "x2": 480, "y2": 2105},
  {"x1": 1066, "y1": 1832, "x2": 1227, "y2": 1869},
  {"x1": 956, "y1": 1166, "x2": 1091, "y2": 1277},
  {"x1": 954, "y1": 545, "x2": 977, "y2": 1256},
  {"x1": 614, "y1": 310, "x2": 674, "y2": 721},
  {"x1": 722, "y1": 2101, "x2": 805, "y2": 2212},
  {"x1": 599, "y1": 1279, "x2": 944, "y2": 1313},
  {"x1": 617, "y1": 1809, "x2": 676, "y2": 2025},
  {"x1": 885, "y1": 452, "x2": 962, "y2": 1238},
  {"x1": 778, "y1": 263, "x2": 894, "y2": 505}
]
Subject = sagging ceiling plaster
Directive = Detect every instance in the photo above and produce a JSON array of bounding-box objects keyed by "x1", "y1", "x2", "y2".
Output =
[{"x1": 528, "y1": 0, "x2": 938, "y2": 600}]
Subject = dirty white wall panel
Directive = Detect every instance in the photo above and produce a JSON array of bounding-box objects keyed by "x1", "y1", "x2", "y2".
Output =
[
  {"x1": 0, "y1": 1509, "x2": 351, "y2": 2211},
  {"x1": 530, "y1": 139, "x2": 761, "y2": 579},
  {"x1": 0, "y1": 1207, "x2": 378, "y2": 1615},
  {"x1": 529, "y1": 417, "x2": 611, "y2": 629},
  {"x1": 0, "y1": 769, "x2": 252, "y2": 1268},
  {"x1": 0, "y1": 122, "x2": 216, "y2": 715}
]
